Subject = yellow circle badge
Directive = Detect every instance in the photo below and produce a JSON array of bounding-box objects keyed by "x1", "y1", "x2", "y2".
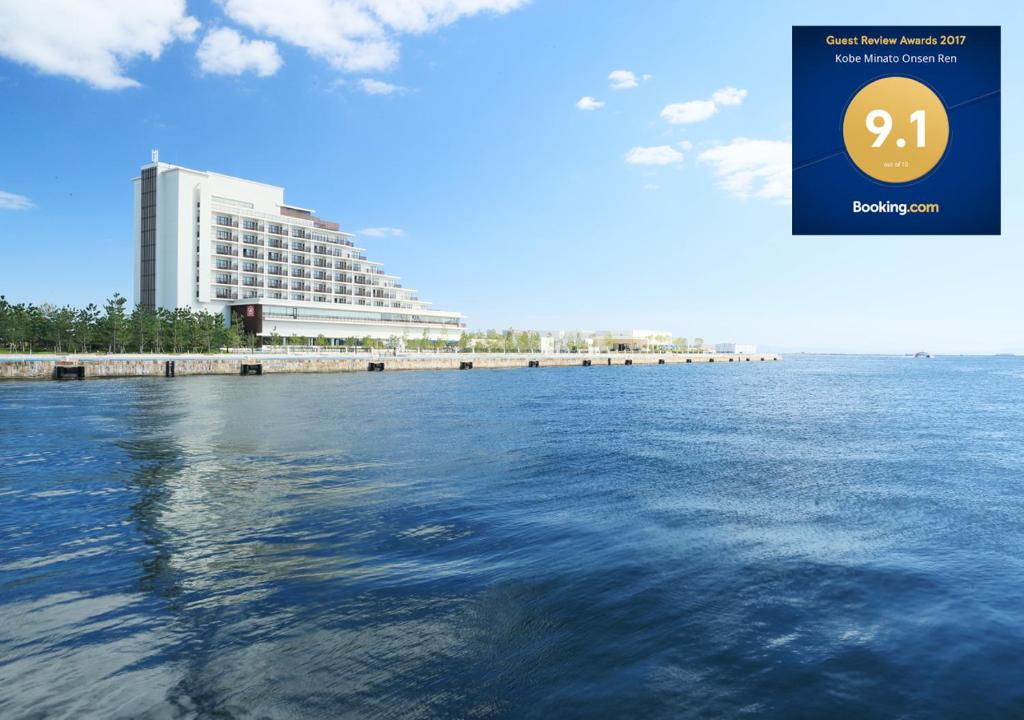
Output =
[{"x1": 842, "y1": 76, "x2": 950, "y2": 184}]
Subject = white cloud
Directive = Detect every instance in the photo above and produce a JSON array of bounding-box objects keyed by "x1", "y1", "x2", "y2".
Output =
[
  {"x1": 660, "y1": 85, "x2": 747, "y2": 124},
  {"x1": 677, "y1": 140, "x2": 693, "y2": 151},
  {"x1": 660, "y1": 100, "x2": 717, "y2": 124},
  {"x1": 197, "y1": 28, "x2": 282, "y2": 77},
  {"x1": 697, "y1": 138, "x2": 791, "y2": 204},
  {"x1": 711, "y1": 86, "x2": 746, "y2": 106},
  {"x1": 643, "y1": 183, "x2": 659, "y2": 191},
  {"x1": 625, "y1": 145, "x2": 684, "y2": 166},
  {"x1": 222, "y1": 0, "x2": 528, "y2": 74},
  {"x1": 642, "y1": 73, "x2": 652, "y2": 81},
  {"x1": 0, "y1": 191, "x2": 33, "y2": 210},
  {"x1": 0, "y1": 0, "x2": 198, "y2": 90},
  {"x1": 359, "y1": 227, "x2": 407, "y2": 237},
  {"x1": 608, "y1": 69, "x2": 637, "y2": 90},
  {"x1": 576, "y1": 96, "x2": 604, "y2": 110},
  {"x1": 360, "y1": 78, "x2": 404, "y2": 94}
]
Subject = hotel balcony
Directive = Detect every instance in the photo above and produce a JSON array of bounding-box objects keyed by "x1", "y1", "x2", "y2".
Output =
[
  {"x1": 268, "y1": 267, "x2": 286, "y2": 276},
  {"x1": 243, "y1": 278, "x2": 264, "y2": 288},
  {"x1": 215, "y1": 260, "x2": 238, "y2": 270},
  {"x1": 214, "y1": 274, "x2": 237, "y2": 285},
  {"x1": 215, "y1": 216, "x2": 239, "y2": 228},
  {"x1": 268, "y1": 279, "x2": 286, "y2": 289},
  {"x1": 242, "y1": 249, "x2": 263, "y2": 260},
  {"x1": 215, "y1": 245, "x2": 238, "y2": 256}
]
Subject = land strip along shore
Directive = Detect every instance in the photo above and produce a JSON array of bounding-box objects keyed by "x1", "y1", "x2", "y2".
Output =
[{"x1": 0, "y1": 352, "x2": 781, "y2": 380}]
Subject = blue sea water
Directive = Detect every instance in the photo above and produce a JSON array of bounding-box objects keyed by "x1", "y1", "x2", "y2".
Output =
[{"x1": 2, "y1": 355, "x2": 1024, "y2": 719}]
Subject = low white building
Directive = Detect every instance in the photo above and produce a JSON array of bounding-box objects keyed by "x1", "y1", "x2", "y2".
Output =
[
  {"x1": 536, "y1": 329, "x2": 673, "y2": 353},
  {"x1": 714, "y1": 342, "x2": 757, "y2": 354}
]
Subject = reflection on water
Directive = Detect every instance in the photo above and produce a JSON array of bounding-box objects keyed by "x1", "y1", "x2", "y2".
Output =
[{"x1": 3, "y1": 357, "x2": 1024, "y2": 718}]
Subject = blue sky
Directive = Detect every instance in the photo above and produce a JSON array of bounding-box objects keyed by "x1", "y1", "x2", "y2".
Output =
[{"x1": 0, "y1": 0, "x2": 1019, "y2": 353}]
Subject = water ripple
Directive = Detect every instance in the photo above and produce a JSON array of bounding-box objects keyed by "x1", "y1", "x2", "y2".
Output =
[{"x1": 2, "y1": 356, "x2": 1024, "y2": 718}]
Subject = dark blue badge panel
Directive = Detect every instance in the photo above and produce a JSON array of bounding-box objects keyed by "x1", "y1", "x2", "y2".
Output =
[{"x1": 792, "y1": 26, "x2": 1000, "y2": 235}]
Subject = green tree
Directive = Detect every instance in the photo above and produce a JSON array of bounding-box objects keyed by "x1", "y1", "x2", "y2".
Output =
[
  {"x1": 0, "y1": 296, "x2": 12, "y2": 351},
  {"x1": 198, "y1": 311, "x2": 220, "y2": 352},
  {"x1": 129, "y1": 304, "x2": 156, "y2": 353},
  {"x1": 102, "y1": 293, "x2": 129, "y2": 352},
  {"x1": 74, "y1": 304, "x2": 99, "y2": 353},
  {"x1": 25, "y1": 304, "x2": 47, "y2": 353},
  {"x1": 50, "y1": 306, "x2": 76, "y2": 353}
]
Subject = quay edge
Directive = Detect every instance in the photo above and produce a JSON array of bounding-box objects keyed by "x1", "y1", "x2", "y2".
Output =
[{"x1": 0, "y1": 352, "x2": 781, "y2": 381}]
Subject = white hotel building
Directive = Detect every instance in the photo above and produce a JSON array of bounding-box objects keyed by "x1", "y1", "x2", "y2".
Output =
[{"x1": 133, "y1": 153, "x2": 464, "y2": 344}]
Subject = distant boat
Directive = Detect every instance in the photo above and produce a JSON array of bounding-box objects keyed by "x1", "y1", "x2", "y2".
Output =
[{"x1": 914, "y1": 351, "x2": 931, "y2": 358}]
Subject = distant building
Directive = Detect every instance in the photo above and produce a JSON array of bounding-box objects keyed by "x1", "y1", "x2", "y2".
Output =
[
  {"x1": 715, "y1": 342, "x2": 757, "y2": 354},
  {"x1": 602, "y1": 329, "x2": 673, "y2": 352},
  {"x1": 536, "y1": 329, "x2": 673, "y2": 353},
  {"x1": 132, "y1": 153, "x2": 464, "y2": 344}
]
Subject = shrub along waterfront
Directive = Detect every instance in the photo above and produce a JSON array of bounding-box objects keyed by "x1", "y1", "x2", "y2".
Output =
[{"x1": 0, "y1": 294, "x2": 246, "y2": 354}]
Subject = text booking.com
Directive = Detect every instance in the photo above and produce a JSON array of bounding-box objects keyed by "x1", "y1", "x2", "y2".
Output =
[{"x1": 852, "y1": 200, "x2": 941, "y2": 215}]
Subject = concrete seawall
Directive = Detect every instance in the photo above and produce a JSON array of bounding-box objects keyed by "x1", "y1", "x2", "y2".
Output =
[{"x1": 0, "y1": 352, "x2": 781, "y2": 381}]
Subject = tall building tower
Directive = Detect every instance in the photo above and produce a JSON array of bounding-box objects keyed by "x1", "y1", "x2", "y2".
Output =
[{"x1": 132, "y1": 155, "x2": 464, "y2": 344}]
